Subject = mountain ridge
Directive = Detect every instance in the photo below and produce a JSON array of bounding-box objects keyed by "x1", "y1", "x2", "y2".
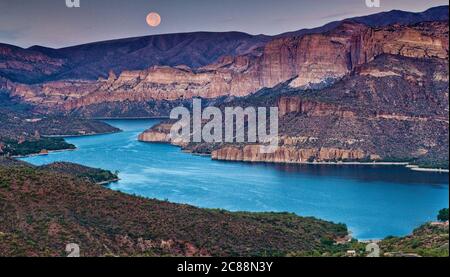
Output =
[
  {"x1": 7, "y1": 20, "x2": 447, "y2": 115},
  {"x1": 1, "y1": 5, "x2": 448, "y2": 84},
  {"x1": 277, "y1": 5, "x2": 449, "y2": 38}
]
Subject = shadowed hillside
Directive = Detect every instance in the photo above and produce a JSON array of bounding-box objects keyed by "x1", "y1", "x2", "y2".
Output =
[{"x1": 0, "y1": 160, "x2": 348, "y2": 257}]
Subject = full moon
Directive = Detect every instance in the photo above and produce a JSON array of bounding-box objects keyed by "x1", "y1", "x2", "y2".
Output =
[{"x1": 146, "y1": 12, "x2": 161, "y2": 27}]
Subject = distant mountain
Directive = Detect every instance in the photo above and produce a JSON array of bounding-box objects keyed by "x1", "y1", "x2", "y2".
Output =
[
  {"x1": 0, "y1": 6, "x2": 447, "y2": 84},
  {"x1": 1, "y1": 32, "x2": 270, "y2": 84},
  {"x1": 29, "y1": 31, "x2": 271, "y2": 81},
  {"x1": 351, "y1": 5, "x2": 449, "y2": 27},
  {"x1": 278, "y1": 5, "x2": 449, "y2": 38},
  {"x1": 0, "y1": 43, "x2": 65, "y2": 84}
]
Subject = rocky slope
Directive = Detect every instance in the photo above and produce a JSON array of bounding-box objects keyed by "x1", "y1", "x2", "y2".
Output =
[
  {"x1": 379, "y1": 222, "x2": 449, "y2": 257},
  {"x1": 0, "y1": 158, "x2": 447, "y2": 257}
]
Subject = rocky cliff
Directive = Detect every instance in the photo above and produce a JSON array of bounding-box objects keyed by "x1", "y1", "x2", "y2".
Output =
[
  {"x1": 138, "y1": 123, "x2": 173, "y2": 144},
  {"x1": 211, "y1": 146, "x2": 367, "y2": 163}
]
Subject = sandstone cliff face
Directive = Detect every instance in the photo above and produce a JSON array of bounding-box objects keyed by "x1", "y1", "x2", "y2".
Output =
[
  {"x1": 211, "y1": 146, "x2": 368, "y2": 164},
  {"x1": 138, "y1": 123, "x2": 173, "y2": 143},
  {"x1": 7, "y1": 21, "x2": 448, "y2": 113},
  {"x1": 138, "y1": 130, "x2": 171, "y2": 143},
  {"x1": 278, "y1": 97, "x2": 356, "y2": 118},
  {"x1": 138, "y1": 121, "x2": 372, "y2": 164},
  {"x1": 9, "y1": 80, "x2": 97, "y2": 107},
  {"x1": 138, "y1": 123, "x2": 188, "y2": 147},
  {"x1": 62, "y1": 66, "x2": 234, "y2": 110}
]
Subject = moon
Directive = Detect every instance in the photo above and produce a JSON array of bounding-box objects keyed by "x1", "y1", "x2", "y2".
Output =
[{"x1": 146, "y1": 12, "x2": 161, "y2": 27}]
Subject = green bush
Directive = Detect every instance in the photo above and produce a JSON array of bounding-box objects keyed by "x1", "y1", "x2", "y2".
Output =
[{"x1": 437, "y1": 208, "x2": 449, "y2": 222}]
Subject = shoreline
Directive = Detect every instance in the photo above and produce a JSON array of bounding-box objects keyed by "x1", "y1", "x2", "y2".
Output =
[
  {"x1": 406, "y1": 165, "x2": 449, "y2": 173},
  {"x1": 18, "y1": 129, "x2": 449, "y2": 174},
  {"x1": 92, "y1": 116, "x2": 169, "y2": 120},
  {"x1": 42, "y1": 130, "x2": 121, "y2": 138},
  {"x1": 96, "y1": 178, "x2": 120, "y2": 186},
  {"x1": 12, "y1": 148, "x2": 77, "y2": 159},
  {"x1": 214, "y1": 158, "x2": 450, "y2": 172},
  {"x1": 139, "y1": 140, "x2": 449, "y2": 173},
  {"x1": 214, "y1": 158, "x2": 449, "y2": 173},
  {"x1": 13, "y1": 130, "x2": 122, "y2": 158}
]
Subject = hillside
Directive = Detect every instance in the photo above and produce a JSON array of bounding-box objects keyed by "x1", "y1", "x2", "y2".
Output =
[
  {"x1": 0, "y1": 158, "x2": 447, "y2": 257},
  {"x1": 0, "y1": 92, "x2": 120, "y2": 156},
  {"x1": 0, "y1": 161, "x2": 348, "y2": 257},
  {"x1": 39, "y1": 162, "x2": 119, "y2": 184},
  {"x1": 380, "y1": 222, "x2": 449, "y2": 257}
]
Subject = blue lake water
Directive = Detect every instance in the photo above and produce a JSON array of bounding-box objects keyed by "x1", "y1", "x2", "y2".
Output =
[{"x1": 21, "y1": 119, "x2": 449, "y2": 240}]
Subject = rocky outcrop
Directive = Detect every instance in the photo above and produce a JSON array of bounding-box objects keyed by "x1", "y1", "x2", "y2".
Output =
[
  {"x1": 138, "y1": 123, "x2": 188, "y2": 147},
  {"x1": 138, "y1": 121, "x2": 376, "y2": 164},
  {"x1": 261, "y1": 21, "x2": 448, "y2": 88},
  {"x1": 138, "y1": 123, "x2": 173, "y2": 143},
  {"x1": 9, "y1": 80, "x2": 97, "y2": 108},
  {"x1": 138, "y1": 130, "x2": 171, "y2": 143},
  {"x1": 211, "y1": 145, "x2": 368, "y2": 163},
  {"x1": 278, "y1": 97, "x2": 356, "y2": 118}
]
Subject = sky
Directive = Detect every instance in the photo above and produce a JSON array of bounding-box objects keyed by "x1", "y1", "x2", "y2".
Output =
[{"x1": 0, "y1": 0, "x2": 448, "y2": 48}]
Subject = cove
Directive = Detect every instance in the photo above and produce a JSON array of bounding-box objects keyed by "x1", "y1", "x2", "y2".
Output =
[{"x1": 21, "y1": 119, "x2": 449, "y2": 240}]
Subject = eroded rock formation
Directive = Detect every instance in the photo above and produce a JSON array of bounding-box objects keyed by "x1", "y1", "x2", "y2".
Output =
[{"x1": 211, "y1": 146, "x2": 368, "y2": 163}]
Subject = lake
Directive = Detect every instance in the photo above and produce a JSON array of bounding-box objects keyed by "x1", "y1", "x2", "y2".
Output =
[{"x1": 21, "y1": 119, "x2": 449, "y2": 240}]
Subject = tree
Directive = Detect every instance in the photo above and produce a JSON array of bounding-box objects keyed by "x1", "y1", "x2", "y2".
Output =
[{"x1": 437, "y1": 208, "x2": 449, "y2": 222}]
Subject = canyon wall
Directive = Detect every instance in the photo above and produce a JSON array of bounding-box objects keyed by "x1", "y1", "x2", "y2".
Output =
[
  {"x1": 6, "y1": 21, "x2": 448, "y2": 113},
  {"x1": 278, "y1": 97, "x2": 356, "y2": 118},
  {"x1": 211, "y1": 146, "x2": 369, "y2": 163}
]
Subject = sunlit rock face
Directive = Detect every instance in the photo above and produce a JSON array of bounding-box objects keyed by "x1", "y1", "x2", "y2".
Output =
[
  {"x1": 261, "y1": 21, "x2": 448, "y2": 88},
  {"x1": 211, "y1": 146, "x2": 367, "y2": 164}
]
